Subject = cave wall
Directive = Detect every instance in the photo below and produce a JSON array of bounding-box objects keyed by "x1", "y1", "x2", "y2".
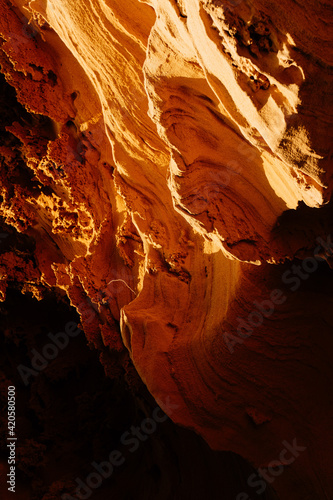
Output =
[{"x1": 0, "y1": 0, "x2": 332, "y2": 498}]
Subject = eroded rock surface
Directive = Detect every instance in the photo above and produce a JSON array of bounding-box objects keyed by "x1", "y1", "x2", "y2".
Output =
[{"x1": 0, "y1": 0, "x2": 332, "y2": 498}]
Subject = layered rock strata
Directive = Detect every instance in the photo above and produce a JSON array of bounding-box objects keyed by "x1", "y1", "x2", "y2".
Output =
[{"x1": 0, "y1": 0, "x2": 332, "y2": 498}]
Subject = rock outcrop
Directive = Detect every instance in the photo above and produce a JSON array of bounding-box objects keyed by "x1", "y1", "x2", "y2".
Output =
[{"x1": 0, "y1": 0, "x2": 332, "y2": 498}]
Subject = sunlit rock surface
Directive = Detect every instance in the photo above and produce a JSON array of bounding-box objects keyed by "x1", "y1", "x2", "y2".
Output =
[{"x1": 0, "y1": 0, "x2": 332, "y2": 498}]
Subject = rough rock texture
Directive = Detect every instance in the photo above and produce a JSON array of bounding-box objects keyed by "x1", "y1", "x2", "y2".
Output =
[{"x1": 0, "y1": 0, "x2": 332, "y2": 498}]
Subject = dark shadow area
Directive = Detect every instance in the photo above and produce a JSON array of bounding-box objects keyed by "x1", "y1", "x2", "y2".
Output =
[{"x1": 0, "y1": 288, "x2": 278, "y2": 500}]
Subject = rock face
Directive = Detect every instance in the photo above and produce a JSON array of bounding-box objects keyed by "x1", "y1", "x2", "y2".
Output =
[{"x1": 0, "y1": 0, "x2": 332, "y2": 498}]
